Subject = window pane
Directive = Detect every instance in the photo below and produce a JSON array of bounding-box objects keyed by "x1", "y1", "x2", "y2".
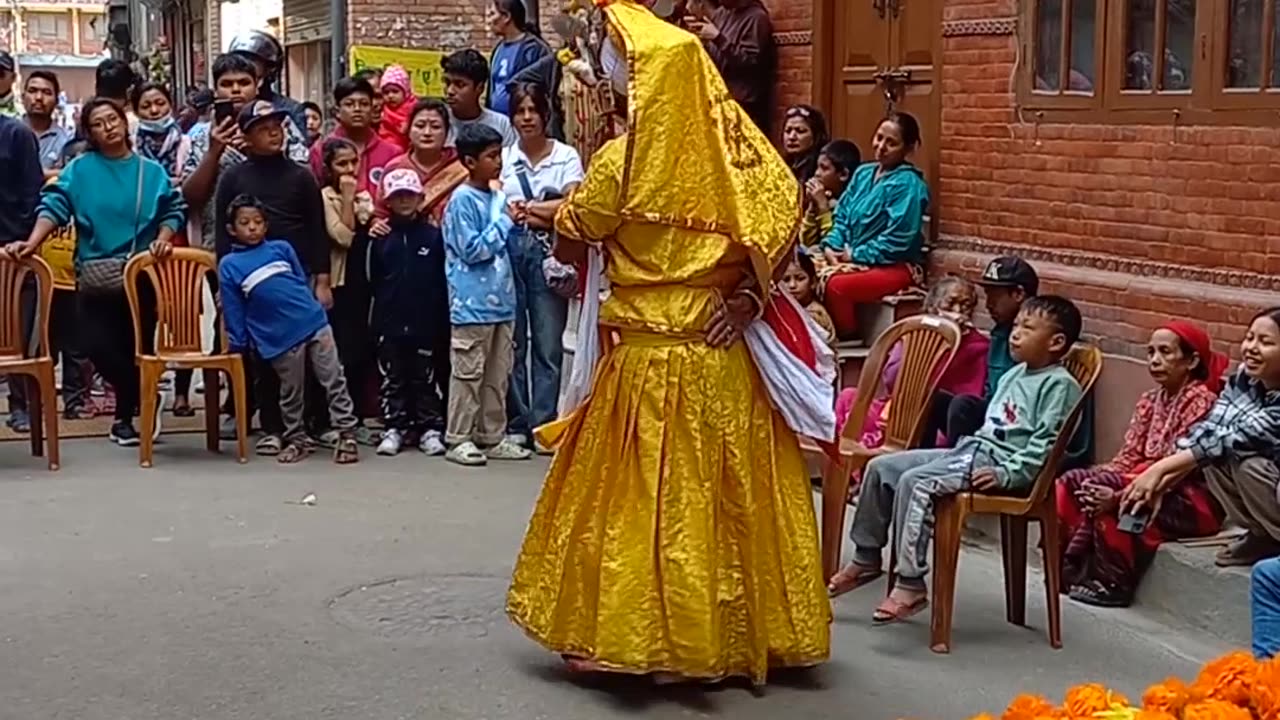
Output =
[
  {"x1": 1069, "y1": 0, "x2": 1097, "y2": 91},
  {"x1": 1035, "y1": 0, "x2": 1064, "y2": 91},
  {"x1": 1124, "y1": 0, "x2": 1157, "y2": 90},
  {"x1": 1228, "y1": 0, "x2": 1265, "y2": 87},
  {"x1": 1163, "y1": 0, "x2": 1195, "y2": 89},
  {"x1": 1273, "y1": 2, "x2": 1280, "y2": 87}
]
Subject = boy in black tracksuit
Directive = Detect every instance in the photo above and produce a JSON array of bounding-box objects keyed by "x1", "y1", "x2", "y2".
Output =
[{"x1": 370, "y1": 168, "x2": 451, "y2": 456}]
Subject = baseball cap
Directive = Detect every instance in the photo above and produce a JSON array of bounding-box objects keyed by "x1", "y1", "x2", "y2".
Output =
[
  {"x1": 191, "y1": 88, "x2": 215, "y2": 112},
  {"x1": 237, "y1": 99, "x2": 289, "y2": 133},
  {"x1": 0, "y1": 51, "x2": 14, "y2": 73},
  {"x1": 978, "y1": 256, "x2": 1039, "y2": 296},
  {"x1": 382, "y1": 168, "x2": 424, "y2": 197}
]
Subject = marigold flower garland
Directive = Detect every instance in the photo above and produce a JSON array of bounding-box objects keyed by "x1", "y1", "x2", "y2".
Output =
[{"x1": 962, "y1": 653, "x2": 1280, "y2": 720}]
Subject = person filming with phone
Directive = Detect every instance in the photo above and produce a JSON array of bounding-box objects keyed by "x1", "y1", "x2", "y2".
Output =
[{"x1": 1055, "y1": 322, "x2": 1228, "y2": 608}]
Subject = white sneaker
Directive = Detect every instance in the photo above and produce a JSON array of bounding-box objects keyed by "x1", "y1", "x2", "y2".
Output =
[
  {"x1": 152, "y1": 391, "x2": 163, "y2": 441},
  {"x1": 377, "y1": 429, "x2": 404, "y2": 456},
  {"x1": 504, "y1": 432, "x2": 529, "y2": 448},
  {"x1": 419, "y1": 430, "x2": 446, "y2": 456},
  {"x1": 487, "y1": 438, "x2": 533, "y2": 461},
  {"x1": 446, "y1": 441, "x2": 488, "y2": 466}
]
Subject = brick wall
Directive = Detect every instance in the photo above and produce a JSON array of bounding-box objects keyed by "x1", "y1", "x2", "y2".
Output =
[
  {"x1": 766, "y1": 0, "x2": 812, "y2": 126},
  {"x1": 348, "y1": 0, "x2": 490, "y2": 50},
  {"x1": 931, "y1": 0, "x2": 1280, "y2": 361}
]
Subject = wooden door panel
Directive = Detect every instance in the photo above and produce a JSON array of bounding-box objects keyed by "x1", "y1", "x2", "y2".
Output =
[
  {"x1": 889, "y1": 0, "x2": 939, "y2": 69},
  {"x1": 836, "y1": 0, "x2": 892, "y2": 70}
]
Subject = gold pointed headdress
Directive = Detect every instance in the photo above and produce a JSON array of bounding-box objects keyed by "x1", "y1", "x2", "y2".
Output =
[{"x1": 597, "y1": 0, "x2": 802, "y2": 278}]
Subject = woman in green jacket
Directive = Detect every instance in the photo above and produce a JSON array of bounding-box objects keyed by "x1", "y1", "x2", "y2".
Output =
[
  {"x1": 820, "y1": 111, "x2": 930, "y2": 339},
  {"x1": 6, "y1": 97, "x2": 187, "y2": 446}
]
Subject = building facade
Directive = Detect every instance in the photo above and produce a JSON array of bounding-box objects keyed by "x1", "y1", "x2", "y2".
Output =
[{"x1": 1, "y1": 0, "x2": 109, "y2": 101}]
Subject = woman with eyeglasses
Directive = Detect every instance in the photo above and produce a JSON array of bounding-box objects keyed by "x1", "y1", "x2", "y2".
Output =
[{"x1": 4, "y1": 97, "x2": 187, "y2": 447}]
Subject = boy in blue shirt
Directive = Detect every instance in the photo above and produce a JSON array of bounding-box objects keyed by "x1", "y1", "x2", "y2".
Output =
[
  {"x1": 440, "y1": 123, "x2": 530, "y2": 466},
  {"x1": 217, "y1": 194, "x2": 359, "y2": 465}
]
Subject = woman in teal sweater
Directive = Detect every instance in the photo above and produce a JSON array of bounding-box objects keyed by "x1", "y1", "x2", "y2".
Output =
[
  {"x1": 819, "y1": 111, "x2": 930, "y2": 339},
  {"x1": 6, "y1": 97, "x2": 187, "y2": 446}
]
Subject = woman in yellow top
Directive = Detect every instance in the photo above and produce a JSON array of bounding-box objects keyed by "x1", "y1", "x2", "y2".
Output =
[{"x1": 506, "y1": 0, "x2": 830, "y2": 685}]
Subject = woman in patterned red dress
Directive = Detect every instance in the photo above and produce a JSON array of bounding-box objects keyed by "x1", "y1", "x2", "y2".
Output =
[{"x1": 1055, "y1": 321, "x2": 1229, "y2": 607}]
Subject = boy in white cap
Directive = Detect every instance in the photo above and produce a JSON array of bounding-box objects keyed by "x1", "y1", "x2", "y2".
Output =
[{"x1": 371, "y1": 168, "x2": 452, "y2": 456}]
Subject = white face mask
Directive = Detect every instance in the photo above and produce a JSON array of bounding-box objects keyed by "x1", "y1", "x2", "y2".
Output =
[{"x1": 601, "y1": 36, "x2": 628, "y2": 96}]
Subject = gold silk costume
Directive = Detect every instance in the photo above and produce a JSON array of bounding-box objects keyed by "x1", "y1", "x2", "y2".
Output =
[{"x1": 505, "y1": 0, "x2": 831, "y2": 684}]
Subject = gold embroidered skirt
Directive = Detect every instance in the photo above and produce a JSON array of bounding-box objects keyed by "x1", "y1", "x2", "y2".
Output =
[{"x1": 506, "y1": 332, "x2": 831, "y2": 684}]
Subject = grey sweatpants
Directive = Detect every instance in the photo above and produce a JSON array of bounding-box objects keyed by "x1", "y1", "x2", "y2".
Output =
[
  {"x1": 271, "y1": 326, "x2": 357, "y2": 444},
  {"x1": 850, "y1": 439, "x2": 997, "y2": 587}
]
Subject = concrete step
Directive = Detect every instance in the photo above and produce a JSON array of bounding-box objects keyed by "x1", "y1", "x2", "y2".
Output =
[{"x1": 1136, "y1": 539, "x2": 1251, "y2": 647}]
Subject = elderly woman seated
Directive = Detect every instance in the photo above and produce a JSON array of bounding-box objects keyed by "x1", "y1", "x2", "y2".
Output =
[{"x1": 1055, "y1": 321, "x2": 1228, "y2": 607}]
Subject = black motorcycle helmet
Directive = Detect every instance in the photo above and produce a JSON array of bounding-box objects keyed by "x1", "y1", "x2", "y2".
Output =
[{"x1": 228, "y1": 30, "x2": 284, "y2": 89}]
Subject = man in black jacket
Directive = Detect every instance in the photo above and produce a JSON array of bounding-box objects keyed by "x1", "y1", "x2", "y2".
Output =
[{"x1": 0, "y1": 113, "x2": 45, "y2": 433}]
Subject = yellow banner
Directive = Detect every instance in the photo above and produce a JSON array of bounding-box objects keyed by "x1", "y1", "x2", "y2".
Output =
[{"x1": 348, "y1": 45, "x2": 446, "y2": 98}]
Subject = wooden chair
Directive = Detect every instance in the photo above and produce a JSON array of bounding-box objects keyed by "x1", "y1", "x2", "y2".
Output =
[
  {"x1": 802, "y1": 315, "x2": 963, "y2": 580},
  {"x1": 0, "y1": 255, "x2": 59, "y2": 470},
  {"x1": 927, "y1": 343, "x2": 1103, "y2": 654},
  {"x1": 124, "y1": 248, "x2": 248, "y2": 468}
]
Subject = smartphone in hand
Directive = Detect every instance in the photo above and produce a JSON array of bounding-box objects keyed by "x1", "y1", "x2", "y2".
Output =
[
  {"x1": 1117, "y1": 508, "x2": 1151, "y2": 535},
  {"x1": 213, "y1": 99, "x2": 235, "y2": 126}
]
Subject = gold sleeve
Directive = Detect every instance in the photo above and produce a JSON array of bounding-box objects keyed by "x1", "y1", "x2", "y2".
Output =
[{"x1": 554, "y1": 139, "x2": 624, "y2": 245}]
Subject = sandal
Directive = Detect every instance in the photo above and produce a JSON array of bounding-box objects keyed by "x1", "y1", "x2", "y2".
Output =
[
  {"x1": 277, "y1": 441, "x2": 311, "y2": 464},
  {"x1": 172, "y1": 399, "x2": 196, "y2": 418},
  {"x1": 827, "y1": 562, "x2": 884, "y2": 598},
  {"x1": 1216, "y1": 533, "x2": 1280, "y2": 567},
  {"x1": 561, "y1": 656, "x2": 607, "y2": 674},
  {"x1": 334, "y1": 435, "x2": 360, "y2": 464},
  {"x1": 872, "y1": 591, "x2": 929, "y2": 625},
  {"x1": 256, "y1": 434, "x2": 283, "y2": 457},
  {"x1": 1068, "y1": 580, "x2": 1132, "y2": 608}
]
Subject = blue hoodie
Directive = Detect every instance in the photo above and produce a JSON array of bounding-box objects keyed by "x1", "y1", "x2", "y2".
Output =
[
  {"x1": 441, "y1": 183, "x2": 516, "y2": 326},
  {"x1": 217, "y1": 239, "x2": 328, "y2": 361}
]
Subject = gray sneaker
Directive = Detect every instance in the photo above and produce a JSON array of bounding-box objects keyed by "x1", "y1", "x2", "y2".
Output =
[{"x1": 219, "y1": 414, "x2": 238, "y2": 440}]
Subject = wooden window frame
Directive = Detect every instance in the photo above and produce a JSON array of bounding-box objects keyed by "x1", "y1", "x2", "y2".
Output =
[
  {"x1": 28, "y1": 12, "x2": 70, "y2": 42},
  {"x1": 1018, "y1": 0, "x2": 1280, "y2": 124}
]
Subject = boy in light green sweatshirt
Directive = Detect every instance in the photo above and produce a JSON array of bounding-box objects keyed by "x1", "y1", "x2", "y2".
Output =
[{"x1": 827, "y1": 295, "x2": 1084, "y2": 624}]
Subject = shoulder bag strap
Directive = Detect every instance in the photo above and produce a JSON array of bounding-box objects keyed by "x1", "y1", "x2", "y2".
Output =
[{"x1": 130, "y1": 154, "x2": 145, "y2": 256}]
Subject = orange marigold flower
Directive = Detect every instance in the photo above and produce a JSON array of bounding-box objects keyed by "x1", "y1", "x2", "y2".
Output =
[
  {"x1": 1192, "y1": 652, "x2": 1258, "y2": 706},
  {"x1": 1134, "y1": 711, "x2": 1178, "y2": 720},
  {"x1": 1004, "y1": 694, "x2": 1060, "y2": 720},
  {"x1": 1063, "y1": 684, "x2": 1129, "y2": 720},
  {"x1": 968, "y1": 714, "x2": 998, "y2": 720},
  {"x1": 1143, "y1": 677, "x2": 1192, "y2": 714},
  {"x1": 1253, "y1": 657, "x2": 1280, "y2": 720},
  {"x1": 1182, "y1": 699, "x2": 1253, "y2": 720}
]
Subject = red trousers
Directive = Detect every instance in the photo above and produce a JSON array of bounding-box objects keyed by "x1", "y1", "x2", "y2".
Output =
[{"x1": 823, "y1": 263, "x2": 914, "y2": 337}]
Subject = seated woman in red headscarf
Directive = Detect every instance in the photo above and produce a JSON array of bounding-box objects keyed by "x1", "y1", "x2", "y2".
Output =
[{"x1": 1055, "y1": 321, "x2": 1229, "y2": 608}]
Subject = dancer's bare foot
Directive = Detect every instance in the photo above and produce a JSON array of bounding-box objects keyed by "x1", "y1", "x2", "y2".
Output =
[{"x1": 562, "y1": 656, "x2": 607, "y2": 673}]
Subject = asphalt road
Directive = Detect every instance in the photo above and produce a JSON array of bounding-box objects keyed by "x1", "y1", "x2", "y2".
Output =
[{"x1": 0, "y1": 437, "x2": 1233, "y2": 720}]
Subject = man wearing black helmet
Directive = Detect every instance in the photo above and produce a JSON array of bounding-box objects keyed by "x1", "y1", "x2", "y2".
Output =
[{"x1": 227, "y1": 30, "x2": 308, "y2": 132}]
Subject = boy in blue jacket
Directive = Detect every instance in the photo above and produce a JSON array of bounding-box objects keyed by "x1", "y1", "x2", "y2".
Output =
[
  {"x1": 370, "y1": 168, "x2": 451, "y2": 457},
  {"x1": 440, "y1": 123, "x2": 530, "y2": 466},
  {"x1": 217, "y1": 194, "x2": 360, "y2": 464}
]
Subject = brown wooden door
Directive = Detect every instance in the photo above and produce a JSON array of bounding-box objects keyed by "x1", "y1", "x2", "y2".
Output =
[{"x1": 815, "y1": 0, "x2": 941, "y2": 191}]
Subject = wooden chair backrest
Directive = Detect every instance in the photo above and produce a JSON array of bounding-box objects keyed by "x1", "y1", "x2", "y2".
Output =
[
  {"x1": 842, "y1": 315, "x2": 963, "y2": 449},
  {"x1": 125, "y1": 248, "x2": 217, "y2": 357},
  {"x1": 1024, "y1": 344, "x2": 1104, "y2": 507},
  {"x1": 0, "y1": 255, "x2": 54, "y2": 360}
]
